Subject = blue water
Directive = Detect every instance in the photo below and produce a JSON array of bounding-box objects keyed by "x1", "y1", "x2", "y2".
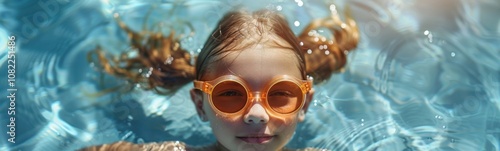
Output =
[{"x1": 1, "y1": 0, "x2": 499, "y2": 150}]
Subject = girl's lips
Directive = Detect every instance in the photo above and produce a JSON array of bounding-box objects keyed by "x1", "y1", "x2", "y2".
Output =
[{"x1": 237, "y1": 135, "x2": 274, "y2": 144}]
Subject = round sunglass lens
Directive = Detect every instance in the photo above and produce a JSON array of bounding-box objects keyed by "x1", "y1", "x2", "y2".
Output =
[
  {"x1": 211, "y1": 81, "x2": 247, "y2": 113},
  {"x1": 267, "y1": 81, "x2": 303, "y2": 114}
]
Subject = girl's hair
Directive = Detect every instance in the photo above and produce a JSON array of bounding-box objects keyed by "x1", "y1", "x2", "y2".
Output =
[
  {"x1": 89, "y1": 8, "x2": 359, "y2": 94},
  {"x1": 196, "y1": 10, "x2": 306, "y2": 80}
]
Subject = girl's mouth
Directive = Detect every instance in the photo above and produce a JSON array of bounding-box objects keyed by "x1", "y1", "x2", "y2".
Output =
[{"x1": 237, "y1": 135, "x2": 274, "y2": 144}]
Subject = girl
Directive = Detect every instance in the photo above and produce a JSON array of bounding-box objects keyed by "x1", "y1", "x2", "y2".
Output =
[{"x1": 82, "y1": 7, "x2": 358, "y2": 151}]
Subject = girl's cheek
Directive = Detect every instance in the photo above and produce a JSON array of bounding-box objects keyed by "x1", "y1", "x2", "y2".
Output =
[
  {"x1": 210, "y1": 113, "x2": 243, "y2": 128},
  {"x1": 269, "y1": 115, "x2": 298, "y2": 131}
]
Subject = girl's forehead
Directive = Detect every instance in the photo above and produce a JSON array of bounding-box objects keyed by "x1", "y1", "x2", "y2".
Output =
[{"x1": 205, "y1": 45, "x2": 302, "y2": 89}]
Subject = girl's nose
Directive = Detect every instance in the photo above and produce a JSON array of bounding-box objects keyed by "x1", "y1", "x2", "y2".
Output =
[{"x1": 243, "y1": 103, "x2": 269, "y2": 124}]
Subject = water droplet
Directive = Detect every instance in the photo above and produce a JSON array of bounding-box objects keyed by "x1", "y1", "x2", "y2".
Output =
[
  {"x1": 324, "y1": 50, "x2": 330, "y2": 55},
  {"x1": 313, "y1": 37, "x2": 319, "y2": 42},
  {"x1": 313, "y1": 99, "x2": 324, "y2": 107},
  {"x1": 329, "y1": 4, "x2": 337, "y2": 13},
  {"x1": 435, "y1": 115, "x2": 442, "y2": 120},
  {"x1": 138, "y1": 68, "x2": 142, "y2": 73},
  {"x1": 308, "y1": 30, "x2": 318, "y2": 36},
  {"x1": 307, "y1": 49, "x2": 312, "y2": 54},
  {"x1": 321, "y1": 37, "x2": 326, "y2": 42},
  {"x1": 442, "y1": 125, "x2": 447, "y2": 129},
  {"x1": 145, "y1": 67, "x2": 153, "y2": 78},
  {"x1": 340, "y1": 23, "x2": 347, "y2": 29},
  {"x1": 276, "y1": 5, "x2": 282, "y2": 11},
  {"x1": 297, "y1": 1, "x2": 303, "y2": 7},
  {"x1": 299, "y1": 41, "x2": 304, "y2": 46},
  {"x1": 165, "y1": 56, "x2": 174, "y2": 65},
  {"x1": 361, "y1": 119, "x2": 365, "y2": 122},
  {"x1": 128, "y1": 115, "x2": 133, "y2": 120},
  {"x1": 294, "y1": 21, "x2": 300, "y2": 27},
  {"x1": 424, "y1": 30, "x2": 429, "y2": 35},
  {"x1": 319, "y1": 45, "x2": 324, "y2": 50},
  {"x1": 451, "y1": 52, "x2": 456, "y2": 57}
]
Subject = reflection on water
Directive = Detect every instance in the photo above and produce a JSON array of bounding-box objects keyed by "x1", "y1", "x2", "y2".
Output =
[{"x1": 0, "y1": 0, "x2": 499, "y2": 150}]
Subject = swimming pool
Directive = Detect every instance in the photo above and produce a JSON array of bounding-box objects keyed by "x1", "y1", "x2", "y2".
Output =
[{"x1": 0, "y1": 0, "x2": 499, "y2": 150}]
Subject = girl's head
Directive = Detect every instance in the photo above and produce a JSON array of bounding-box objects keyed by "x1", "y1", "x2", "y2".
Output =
[{"x1": 190, "y1": 10, "x2": 313, "y2": 150}]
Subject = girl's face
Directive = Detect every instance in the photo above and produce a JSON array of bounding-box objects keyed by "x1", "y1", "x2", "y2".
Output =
[{"x1": 190, "y1": 39, "x2": 313, "y2": 151}]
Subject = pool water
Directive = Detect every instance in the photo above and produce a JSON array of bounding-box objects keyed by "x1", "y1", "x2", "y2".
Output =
[{"x1": 0, "y1": 0, "x2": 499, "y2": 150}]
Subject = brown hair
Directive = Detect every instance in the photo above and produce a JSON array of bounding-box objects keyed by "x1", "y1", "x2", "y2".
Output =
[
  {"x1": 196, "y1": 10, "x2": 306, "y2": 80},
  {"x1": 299, "y1": 9, "x2": 359, "y2": 82},
  {"x1": 89, "y1": 8, "x2": 358, "y2": 94}
]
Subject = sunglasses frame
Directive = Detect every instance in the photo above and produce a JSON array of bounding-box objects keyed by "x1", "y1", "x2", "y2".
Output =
[{"x1": 193, "y1": 75, "x2": 313, "y2": 117}]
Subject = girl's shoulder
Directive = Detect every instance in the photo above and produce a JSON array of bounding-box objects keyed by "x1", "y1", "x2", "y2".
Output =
[
  {"x1": 80, "y1": 141, "x2": 328, "y2": 151},
  {"x1": 285, "y1": 148, "x2": 330, "y2": 151},
  {"x1": 80, "y1": 141, "x2": 192, "y2": 151}
]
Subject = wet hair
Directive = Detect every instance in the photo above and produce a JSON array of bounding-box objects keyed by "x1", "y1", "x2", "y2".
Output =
[
  {"x1": 196, "y1": 10, "x2": 306, "y2": 80},
  {"x1": 89, "y1": 8, "x2": 359, "y2": 94}
]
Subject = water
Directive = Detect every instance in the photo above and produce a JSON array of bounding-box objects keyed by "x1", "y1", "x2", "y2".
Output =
[{"x1": 0, "y1": 0, "x2": 499, "y2": 150}]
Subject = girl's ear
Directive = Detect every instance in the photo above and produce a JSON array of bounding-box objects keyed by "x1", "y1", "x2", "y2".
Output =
[
  {"x1": 298, "y1": 88, "x2": 315, "y2": 122},
  {"x1": 190, "y1": 89, "x2": 208, "y2": 121}
]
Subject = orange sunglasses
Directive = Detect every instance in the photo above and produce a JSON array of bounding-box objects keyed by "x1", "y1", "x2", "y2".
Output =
[{"x1": 194, "y1": 75, "x2": 313, "y2": 117}]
